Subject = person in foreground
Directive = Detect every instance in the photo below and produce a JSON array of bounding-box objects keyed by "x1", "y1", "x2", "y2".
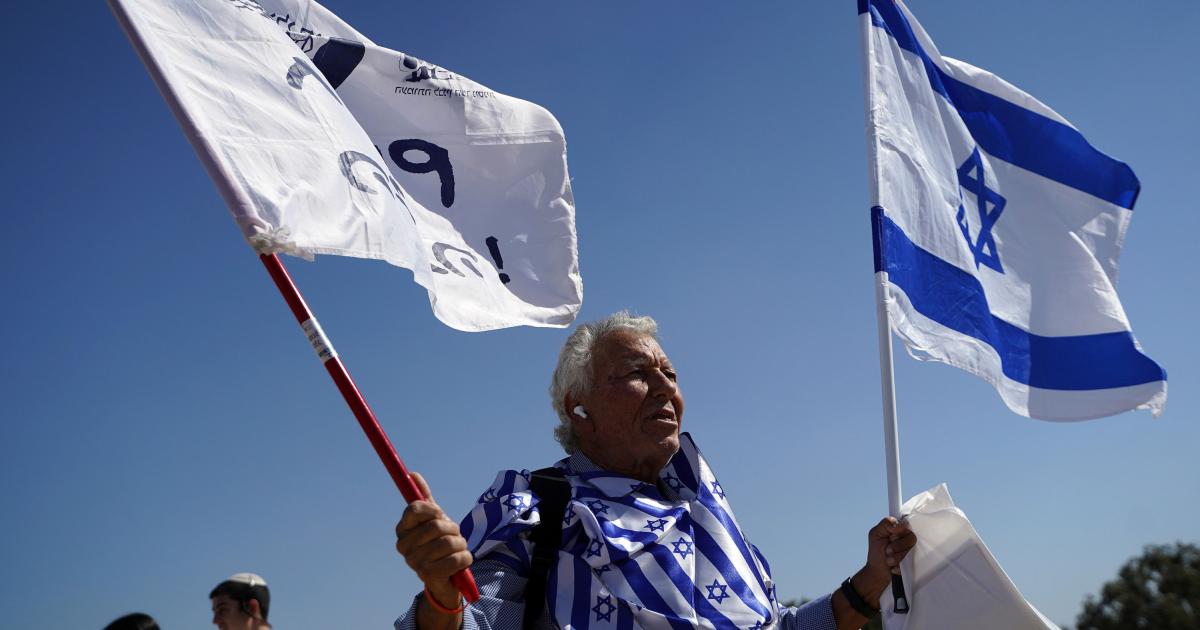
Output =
[
  {"x1": 210, "y1": 572, "x2": 272, "y2": 630},
  {"x1": 394, "y1": 312, "x2": 916, "y2": 629}
]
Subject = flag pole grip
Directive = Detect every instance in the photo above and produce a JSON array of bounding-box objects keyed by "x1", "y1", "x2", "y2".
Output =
[{"x1": 258, "y1": 253, "x2": 480, "y2": 603}]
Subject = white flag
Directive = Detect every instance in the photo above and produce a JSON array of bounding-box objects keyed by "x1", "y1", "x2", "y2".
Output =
[
  {"x1": 111, "y1": 0, "x2": 580, "y2": 331},
  {"x1": 861, "y1": 0, "x2": 1166, "y2": 419},
  {"x1": 882, "y1": 485, "x2": 1060, "y2": 630}
]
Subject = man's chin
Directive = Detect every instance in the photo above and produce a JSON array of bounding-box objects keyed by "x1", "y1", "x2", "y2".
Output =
[{"x1": 654, "y1": 431, "x2": 680, "y2": 452}]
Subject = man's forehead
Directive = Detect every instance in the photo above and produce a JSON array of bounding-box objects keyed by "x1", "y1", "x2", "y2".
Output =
[{"x1": 598, "y1": 332, "x2": 669, "y2": 363}]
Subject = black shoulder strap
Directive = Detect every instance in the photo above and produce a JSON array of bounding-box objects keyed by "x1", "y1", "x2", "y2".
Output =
[{"x1": 524, "y1": 467, "x2": 570, "y2": 629}]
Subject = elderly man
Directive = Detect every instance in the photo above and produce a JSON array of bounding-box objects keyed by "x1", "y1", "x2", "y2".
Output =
[{"x1": 395, "y1": 312, "x2": 915, "y2": 629}]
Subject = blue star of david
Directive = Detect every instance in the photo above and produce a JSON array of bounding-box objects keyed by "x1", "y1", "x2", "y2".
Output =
[
  {"x1": 663, "y1": 473, "x2": 684, "y2": 492},
  {"x1": 595, "y1": 564, "x2": 612, "y2": 575},
  {"x1": 501, "y1": 495, "x2": 527, "y2": 512},
  {"x1": 671, "y1": 537, "x2": 694, "y2": 559},
  {"x1": 592, "y1": 594, "x2": 617, "y2": 622},
  {"x1": 563, "y1": 510, "x2": 575, "y2": 526},
  {"x1": 705, "y1": 579, "x2": 730, "y2": 604},
  {"x1": 710, "y1": 480, "x2": 726, "y2": 499},
  {"x1": 749, "y1": 620, "x2": 764, "y2": 630},
  {"x1": 586, "y1": 499, "x2": 610, "y2": 516},
  {"x1": 478, "y1": 488, "x2": 497, "y2": 504},
  {"x1": 586, "y1": 539, "x2": 604, "y2": 558},
  {"x1": 644, "y1": 518, "x2": 668, "y2": 532},
  {"x1": 630, "y1": 482, "x2": 646, "y2": 493},
  {"x1": 955, "y1": 147, "x2": 1006, "y2": 273}
]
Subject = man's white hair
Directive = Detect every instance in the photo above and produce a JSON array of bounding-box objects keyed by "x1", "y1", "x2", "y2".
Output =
[{"x1": 549, "y1": 311, "x2": 658, "y2": 453}]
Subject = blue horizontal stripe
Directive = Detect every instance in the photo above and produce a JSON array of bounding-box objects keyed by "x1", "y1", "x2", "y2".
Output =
[
  {"x1": 873, "y1": 207, "x2": 1165, "y2": 390},
  {"x1": 863, "y1": 0, "x2": 1140, "y2": 209},
  {"x1": 592, "y1": 521, "x2": 662, "y2": 565}
]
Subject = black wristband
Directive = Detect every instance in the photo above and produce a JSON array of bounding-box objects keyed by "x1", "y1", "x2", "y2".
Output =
[{"x1": 840, "y1": 576, "x2": 878, "y2": 618}]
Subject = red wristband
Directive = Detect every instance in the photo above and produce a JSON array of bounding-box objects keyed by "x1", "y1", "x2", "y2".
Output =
[{"x1": 424, "y1": 586, "x2": 466, "y2": 615}]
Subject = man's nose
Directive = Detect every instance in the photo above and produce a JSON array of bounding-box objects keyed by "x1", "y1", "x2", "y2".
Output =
[{"x1": 648, "y1": 369, "x2": 678, "y2": 397}]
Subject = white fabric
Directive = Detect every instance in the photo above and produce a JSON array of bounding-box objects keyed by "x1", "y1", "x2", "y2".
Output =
[
  {"x1": 110, "y1": 0, "x2": 580, "y2": 331},
  {"x1": 882, "y1": 484, "x2": 1058, "y2": 630}
]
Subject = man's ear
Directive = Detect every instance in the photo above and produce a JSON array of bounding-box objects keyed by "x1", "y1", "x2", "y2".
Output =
[{"x1": 246, "y1": 598, "x2": 263, "y2": 620}]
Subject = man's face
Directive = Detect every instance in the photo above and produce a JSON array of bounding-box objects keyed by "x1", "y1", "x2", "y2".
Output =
[
  {"x1": 577, "y1": 331, "x2": 684, "y2": 480},
  {"x1": 211, "y1": 594, "x2": 254, "y2": 630}
]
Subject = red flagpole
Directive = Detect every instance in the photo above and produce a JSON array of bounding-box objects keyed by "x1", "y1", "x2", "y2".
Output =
[{"x1": 259, "y1": 253, "x2": 480, "y2": 603}]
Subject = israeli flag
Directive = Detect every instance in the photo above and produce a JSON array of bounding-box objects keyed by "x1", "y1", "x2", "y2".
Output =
[{"x1": 861, "y1": 0, "x2": 1166, "y2": 419}]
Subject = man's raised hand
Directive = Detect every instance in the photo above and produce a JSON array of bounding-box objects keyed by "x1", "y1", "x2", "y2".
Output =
[{"x1": 394, "y1": 472, "x2": 473, "y2": 609}]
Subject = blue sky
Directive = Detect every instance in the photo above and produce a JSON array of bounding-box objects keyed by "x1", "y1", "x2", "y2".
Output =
[{"x1": 1, "y1": 1, "x2": 1197, "y2": 628}]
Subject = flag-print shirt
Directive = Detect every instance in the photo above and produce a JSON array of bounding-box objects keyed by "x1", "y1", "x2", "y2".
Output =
[{"x1": 395, "y1": 434, "x2": 835, "y2": 629}]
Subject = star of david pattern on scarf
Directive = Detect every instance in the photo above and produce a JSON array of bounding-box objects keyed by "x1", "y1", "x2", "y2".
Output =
[{"x1": 458, "y1": 433, "x2": 780, "y2": 629}]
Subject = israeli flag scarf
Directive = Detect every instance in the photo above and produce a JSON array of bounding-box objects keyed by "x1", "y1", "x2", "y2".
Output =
[{"x1": 459, "y1": 433, "x2": 781, "y2": 629}]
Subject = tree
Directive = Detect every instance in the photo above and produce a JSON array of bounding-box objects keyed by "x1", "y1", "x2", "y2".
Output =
[{"x1": 1076, "y1": 542, "x2": 1200, "y2": 630}]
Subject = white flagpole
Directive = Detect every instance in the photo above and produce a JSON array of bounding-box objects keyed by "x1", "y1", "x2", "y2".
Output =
[
  {"x1": 858, "y1": 0, "x2": 904, "y2": 530},
  {"x1": 859, "y1": 5, "x2": 910, "y2": 614},
  {"x1": 874, "y1": 273, "x2": 904, "y2": 520}
]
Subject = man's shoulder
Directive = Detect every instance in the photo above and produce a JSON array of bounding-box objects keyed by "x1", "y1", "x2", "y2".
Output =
[{"x1": 460, "y1": 465, "x2": 570, "y2": 556}]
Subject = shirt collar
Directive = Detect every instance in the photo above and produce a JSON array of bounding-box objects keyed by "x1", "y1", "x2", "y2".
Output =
[{"x1": 564, "y1": 449, "x2": 605, "y2": 474}]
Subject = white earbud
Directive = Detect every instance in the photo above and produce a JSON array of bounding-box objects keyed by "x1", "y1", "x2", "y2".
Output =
[{"x1": 573, "y1": 405, "x2": 588, "y2": 418}]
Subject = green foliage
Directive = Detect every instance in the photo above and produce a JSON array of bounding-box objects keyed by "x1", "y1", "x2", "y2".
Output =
[{"x1": 1076, "y1": 542, "x2": 1200, "y2": 630}]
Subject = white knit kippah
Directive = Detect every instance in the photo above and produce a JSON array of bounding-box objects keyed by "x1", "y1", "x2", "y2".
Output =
[{"x1": 226, "y1": 572, "x2": 267, "y2": 588}]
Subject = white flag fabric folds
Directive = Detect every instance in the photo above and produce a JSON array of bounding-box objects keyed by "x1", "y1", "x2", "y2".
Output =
[
  {"x1": 882, "y1": 484, "x2": 1059, "y2": 630},
  {"x1": 861, "y1": 0, "x2": 1165, "y2": 419},
  {"x1": 110, "y1": 0, "x2": 580, "y2": 331}
]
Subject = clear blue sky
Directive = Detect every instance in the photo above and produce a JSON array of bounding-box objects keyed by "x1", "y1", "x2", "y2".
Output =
[{"x1": 1, "y1": 1, "x2": 1196, "y2": 628}]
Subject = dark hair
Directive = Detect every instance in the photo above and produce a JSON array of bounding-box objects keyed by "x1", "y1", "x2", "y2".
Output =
[
  {"x1": 103, "y1": 612, "x2": 160, "y2": 630},
  {"x1": 210, "y1": 579, "x2": 270, "y2": 621}
]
